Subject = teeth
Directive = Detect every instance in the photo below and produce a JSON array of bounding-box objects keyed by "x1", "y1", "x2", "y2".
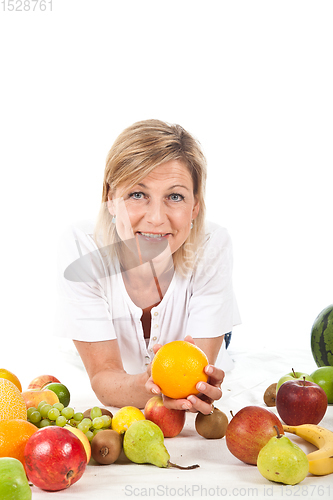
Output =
[{"x1": 140, "y1": 232, "x2": 167, "y2": 238}]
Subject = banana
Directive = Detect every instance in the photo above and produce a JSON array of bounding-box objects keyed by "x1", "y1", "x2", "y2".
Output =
[{"x1": 283, "y1": 424, "x2": 333, "y2": 476}]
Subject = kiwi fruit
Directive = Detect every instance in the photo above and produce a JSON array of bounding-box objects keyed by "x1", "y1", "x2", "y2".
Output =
[
  {"x1": 195, "y1": 407, "x2": 228, "y2": 439},
  {"x1": 263, "y1": 383, "x2": 277, "y2": 407},
  {"x1": 83, "y1": 407, "x2": 113, "y2": 420},
  {"x1": 91, "y1": 429, "x2": 123, "y2": 464}
]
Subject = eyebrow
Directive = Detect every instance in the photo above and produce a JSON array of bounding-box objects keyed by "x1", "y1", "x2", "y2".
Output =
[{"x1": 137, "y1": 183, "x2": 190, "y2": 192}]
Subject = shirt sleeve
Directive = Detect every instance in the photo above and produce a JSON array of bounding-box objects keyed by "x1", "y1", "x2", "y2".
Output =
[
  {"x1": 54, "y1": 222, "x2": 117, "y2": 342},
  {"x1": 186, "y1": 224, "x2": 241, "y2": 338}
]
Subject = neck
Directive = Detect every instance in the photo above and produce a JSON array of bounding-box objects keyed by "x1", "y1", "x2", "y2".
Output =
[{"x1": 122, "y1": 258, "x2": 174, "y2": 307}]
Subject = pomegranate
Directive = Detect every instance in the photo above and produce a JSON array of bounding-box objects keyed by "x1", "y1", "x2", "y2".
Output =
[{"x1": 24, "y1": 427, "x2": 87, "y2": 491}]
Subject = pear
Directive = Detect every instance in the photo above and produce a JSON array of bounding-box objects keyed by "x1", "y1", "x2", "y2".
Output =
[
  {"x1": 123, "y1": 420, "x2": 199, "y2": 469},
  {"x1": 257, "y1": 425, "x2": 309, "y2": 485}
]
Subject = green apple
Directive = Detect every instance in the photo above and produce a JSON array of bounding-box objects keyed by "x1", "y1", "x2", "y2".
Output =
[
  {"x1": 0, "y1": 457, "x2": 31, "y2": 500},
  {"x1": 310, "y1": 366, "x2": 333, "y2": 404},
  {"x1": 276, "y1": 368, "x2": 314, "y2": 392}
]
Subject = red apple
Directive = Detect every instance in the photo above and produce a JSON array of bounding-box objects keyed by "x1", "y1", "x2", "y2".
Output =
[
  {"x1": 225, "y1": 406, "x2": 284, "y2": 465},
  {"x1": 27, "y1": 375, "x2": 61, "y2": 391},
  {"x1": 144, "y1": 395, "x2": 186, "y2": 437},
  {"x1": 276, "y1": 378, "x2": 328, "y2": 425},
  {"x1": 24, "y1": 427, "x2": 87, "y2": 491}
]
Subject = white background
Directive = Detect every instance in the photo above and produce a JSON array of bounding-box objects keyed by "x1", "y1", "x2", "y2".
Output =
[{"x1": 1, "y1": 0, "x2": 332, "y2": 376}]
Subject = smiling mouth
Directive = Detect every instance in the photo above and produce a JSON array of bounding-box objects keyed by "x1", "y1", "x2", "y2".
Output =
[{"x1": 137, "y1": 232, "x2": 170, "y2": 238}]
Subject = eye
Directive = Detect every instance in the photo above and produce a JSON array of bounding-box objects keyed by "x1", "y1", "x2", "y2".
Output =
[
  {"x1": 168, "y1": 193, "x2": 185, "y2": 202},
  {"x1": 129, "y1": 191, "x2": 145, "y2": 200}
]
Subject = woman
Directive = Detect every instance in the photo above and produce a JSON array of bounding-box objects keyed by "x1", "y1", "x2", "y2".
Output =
[{"x1": 56, "y1": 119, "x2": 240, "y2": 414}]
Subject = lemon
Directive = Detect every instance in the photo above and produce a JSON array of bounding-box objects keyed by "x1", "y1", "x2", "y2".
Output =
[{"x1": 111, "y1": 406, "x2": 145, "y2": 434}]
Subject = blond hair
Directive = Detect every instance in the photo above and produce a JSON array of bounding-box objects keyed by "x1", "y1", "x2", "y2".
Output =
[{"x1": 94, "y1": 119, "x2": 207, "y2": 274}]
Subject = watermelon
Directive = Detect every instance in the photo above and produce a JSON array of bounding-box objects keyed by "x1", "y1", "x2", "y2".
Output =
[{"x1": 311, "y1": 304, "x2": 333, "y2": 367}]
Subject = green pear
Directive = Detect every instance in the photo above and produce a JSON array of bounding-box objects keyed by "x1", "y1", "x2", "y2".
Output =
[
  {"x1": 123, "y1": 420, "x2": 199, "y2": 470},
  {"x1": 257, "y1": 425, "x2": 309, "y2": 485},
  {"x1": 0, "y1": 457, "x2": 32, "y2": 500},
  {"x1": 124, "y1": 420, "x2": 170, "y2": 467}
]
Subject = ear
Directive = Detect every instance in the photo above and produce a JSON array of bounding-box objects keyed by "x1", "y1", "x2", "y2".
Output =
[{"x1": 192, "y1": 199, "x2": 200, "y2": 220}]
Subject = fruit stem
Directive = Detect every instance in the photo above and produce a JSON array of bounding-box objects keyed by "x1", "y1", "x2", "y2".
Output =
[
  {"x1": 303, "y1": 376, "x2": 306, "y2": 386},
  {"x1": 168, "y1": 461, "x2": 200, "y2": 470},
  {"x1": 274, "y1": 425, "x2": 282, "y2": 439},
  {"x1": 292, "y1": 368, "x2": 296, "y2": 377},
  {"x1": 230, "y1": 410, "x2": 234, "y2": 418}
]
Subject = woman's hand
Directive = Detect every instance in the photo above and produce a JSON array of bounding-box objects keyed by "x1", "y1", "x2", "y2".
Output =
[{"x1": 145, "y1": 335, "x2": 224, "y2": 415}]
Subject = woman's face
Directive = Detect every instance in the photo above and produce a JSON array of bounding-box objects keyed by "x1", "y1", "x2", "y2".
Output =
[{"x1": 108, "y1": 160, "x2": 200, "y2": 258}]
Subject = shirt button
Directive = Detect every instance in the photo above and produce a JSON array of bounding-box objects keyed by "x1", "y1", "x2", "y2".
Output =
[
  {"x1": 150, "y1": 348, "x2": 153, "y2": 352},
  {"x1": 154, "y1": 311, "x2": 158, "y2": 316},
  {"x1": 153, "y1": 324, "x2": 158, "y2": 329},
  {"x1": 152, "y1": 336, "x2": 157, "y2": 341}
]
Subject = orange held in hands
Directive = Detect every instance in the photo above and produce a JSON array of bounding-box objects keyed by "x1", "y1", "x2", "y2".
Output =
[
  {"x1": 0, "y1": 379, "x2": 27, "y2": 421},
  {"x1": 151, "y1": 340, "x2": 209, "y2": 399},
  {"x1": 0, "y1": 419, "x2": 37, "y2": 466}
]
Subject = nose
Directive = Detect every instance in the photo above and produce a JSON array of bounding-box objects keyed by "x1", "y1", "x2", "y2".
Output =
[{"x1": 145, "y1": 198, "x2": 168, "y2": 226}]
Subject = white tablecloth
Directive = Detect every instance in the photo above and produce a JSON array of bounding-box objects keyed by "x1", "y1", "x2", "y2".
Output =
[{"x1": 7, "y1": 343, "x2": 333, "y2": 500}]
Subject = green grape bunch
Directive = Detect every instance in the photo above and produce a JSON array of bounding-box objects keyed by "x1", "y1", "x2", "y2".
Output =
[{"x1": 27, "y1": 403, "x2": 113, "y2": 441}]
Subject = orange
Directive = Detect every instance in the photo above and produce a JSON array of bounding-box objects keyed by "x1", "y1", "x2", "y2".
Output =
[
  {"x1": 151, "y1": 340, "x2": 209, "y2": 399},
  {"x1": 0, "y1": 379, "x2": 27, "y2": 421},
  {"x1": 0, "y1": 368, "x2": 22, "y2": 392},
  {"x1": 0, "y1": 419, "x2": 37, "y2": 466}
]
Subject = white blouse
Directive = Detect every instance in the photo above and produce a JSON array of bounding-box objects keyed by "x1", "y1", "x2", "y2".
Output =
[{"x1": 55, "y1": 219, "x2": 241, "y2": 374}]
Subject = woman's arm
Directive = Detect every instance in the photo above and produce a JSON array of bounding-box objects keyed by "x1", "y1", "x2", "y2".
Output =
[
  {"x1": 194, "y1": 336, "x2": 224, "y2": 365},
  {"x1": 73, "y1": 339, "x2": 152, "y2": 409}
]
